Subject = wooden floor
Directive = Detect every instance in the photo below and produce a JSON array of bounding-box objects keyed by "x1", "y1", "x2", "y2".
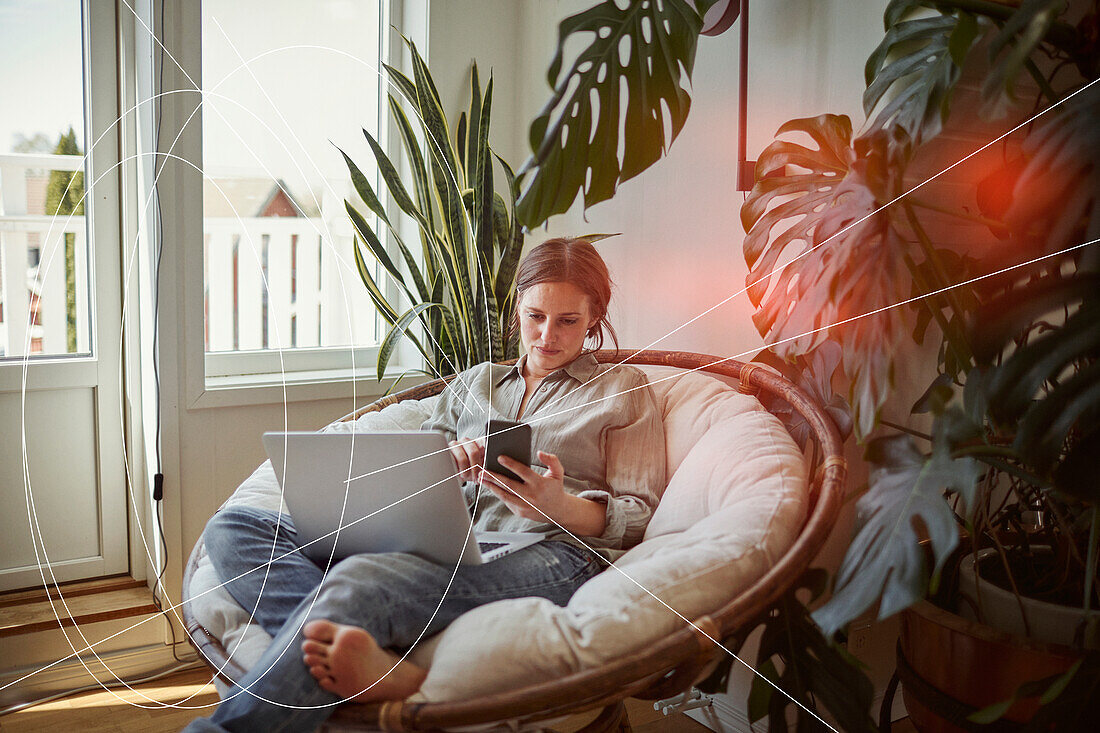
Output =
[
  {"x1": 0, "y1": 668, "x2": 710, "y2": 733},
  {"x1": 0, "y1": 667, "x2": 220, "y2": 733},
  {"x1": 0, "y1": 667, "x2": 917, "y2": 732}
]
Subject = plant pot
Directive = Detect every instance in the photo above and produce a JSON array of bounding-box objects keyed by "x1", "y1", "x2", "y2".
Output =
[
  {"x1": 957, "y1": 548, "x2": 1100, "y2": 650},
  {"x1": 898, "y1": 599, "x2": 1081, "y2": 732}
]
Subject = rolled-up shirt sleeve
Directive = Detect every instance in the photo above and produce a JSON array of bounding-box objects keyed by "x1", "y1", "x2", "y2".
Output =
[{"x1": 575, "y1": 377, "x2": 666, "y2": 548}]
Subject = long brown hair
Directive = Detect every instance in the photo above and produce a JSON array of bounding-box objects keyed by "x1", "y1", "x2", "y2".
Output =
[{"x1": 511, "y1": 237, "x2": 619, "y2": 352}]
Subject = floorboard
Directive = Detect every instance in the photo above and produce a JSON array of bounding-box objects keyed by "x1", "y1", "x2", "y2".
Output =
[{"x1": 0, "y1": 667, "x2": 917, "y2": 731}]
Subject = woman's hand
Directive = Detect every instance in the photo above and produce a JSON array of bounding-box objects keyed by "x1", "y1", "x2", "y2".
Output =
[
  {"x1": 447, "y1": 437, "x2": 485, "y2": 483},
  {"x1": 478, "y1": 450, "x2": 608, "y2": 537}
]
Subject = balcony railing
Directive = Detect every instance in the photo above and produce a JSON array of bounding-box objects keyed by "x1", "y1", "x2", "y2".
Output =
[
  {"x1": 204, "y1": 215, "x2": 378, "y2": 355},
  {"x1": 1, "y1": 153, "x2": 381, "y2": 364},
  {"x1": 0, "y1": 153, "x2": 88, "y2": 359}
]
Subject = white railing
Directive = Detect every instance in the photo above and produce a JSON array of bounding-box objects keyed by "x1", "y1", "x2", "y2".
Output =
[
  {"x1": 1, "y1": 153, "x2": 381, "y2": 363},
  {"x1": 204, "y1": 216, "x2": 379, "y2": 355},
  {"x1": 0, "y1": 154, "x2": 88, "y2": 359}
]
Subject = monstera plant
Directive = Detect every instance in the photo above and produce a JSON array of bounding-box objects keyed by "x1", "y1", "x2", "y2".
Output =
[
  {"x1": 343, "y1": 42, "x2": 525, "y2": 383},
  {"x1": 743, "y1": 0, "x2": 1100, "y2": 728},
  {"x1": 523, "y1": 0, "x2": 1100, "y2": 728},
  {"x1": 517, "y1": 0, "x2": 719, "y2": 227}
]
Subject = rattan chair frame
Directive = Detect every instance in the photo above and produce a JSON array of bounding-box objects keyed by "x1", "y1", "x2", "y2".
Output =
[{"x1": 182, "y1": 349, "x2": 846, "y2": 732}]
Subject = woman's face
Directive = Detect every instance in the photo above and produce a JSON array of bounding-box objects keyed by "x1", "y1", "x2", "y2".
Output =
[{"x1": 518, "y1": 281, "x2": 598, "y2": 379}]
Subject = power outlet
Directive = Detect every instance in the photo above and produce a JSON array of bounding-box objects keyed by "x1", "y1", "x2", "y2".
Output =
[{"x1": 848, "y1": 622, "x2": 873, "y2": 654}]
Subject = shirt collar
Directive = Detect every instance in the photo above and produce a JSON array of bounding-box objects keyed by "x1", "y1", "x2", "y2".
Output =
[{"x1": 493, "y1": 351, "x2": 599, "y2": 386}]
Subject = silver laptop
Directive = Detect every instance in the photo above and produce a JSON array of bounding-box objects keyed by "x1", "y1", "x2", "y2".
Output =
[{"x1": 262, "y1": 431, "x2": 543, "y2": 566}]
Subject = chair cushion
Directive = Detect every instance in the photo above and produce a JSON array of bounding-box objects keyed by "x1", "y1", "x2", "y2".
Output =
[{"x1": 185, "y1": 366, "x2": 806, "y2": 701}]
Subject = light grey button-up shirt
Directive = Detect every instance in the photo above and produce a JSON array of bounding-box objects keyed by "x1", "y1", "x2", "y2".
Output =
[{"x1": 420, "y1": 352, "x2": 666, "y2": 560}]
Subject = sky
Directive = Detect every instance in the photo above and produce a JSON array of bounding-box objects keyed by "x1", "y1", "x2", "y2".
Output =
[
  {"x1": 0, "y1": 0, "x2": 85, "y2": 154},
  {"x1": 0, "y1": 0, "x2": 383, "y2": 198}
]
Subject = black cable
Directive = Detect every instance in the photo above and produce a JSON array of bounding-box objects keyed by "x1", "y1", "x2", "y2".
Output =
[{"x1": 149, "y1": 0, "x2": 184, "y2": 664}]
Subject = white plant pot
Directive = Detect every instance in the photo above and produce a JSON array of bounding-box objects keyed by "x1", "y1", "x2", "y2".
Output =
[{"x1": 958, "y1": 548, "x2": 1100, "y2": 650}]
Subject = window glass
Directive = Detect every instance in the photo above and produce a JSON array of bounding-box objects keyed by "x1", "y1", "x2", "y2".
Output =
[
  {"x1": 0, "y1": 0, "x2": 91, "y2": 359},
  {"x1": 201, "y1": 0, "x2": 383, "y2": 359}
]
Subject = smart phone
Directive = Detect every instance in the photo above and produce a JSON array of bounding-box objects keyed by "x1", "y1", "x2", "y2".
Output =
[{"x1": 483, "y1": 419, "x2": 532, "y2": 483}]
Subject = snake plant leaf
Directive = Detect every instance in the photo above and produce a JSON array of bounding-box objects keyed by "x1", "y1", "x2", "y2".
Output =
[
  {"x1": 466, "y1": 64, "x2": 483, "y2": 189},
  {"x1": 345, "y1": 201, "x2": 415, "y2": 303},
  {"x1": 338, "y1": 147, "x2": 390, "y2": 226},
  {"x1": 409, "y1": 43, "x2": 457, "y2": 181},
  {"x1": 352, "y1": 237, "x2": 398, "y2": 325},
  {"x1": 472, "y1": 77, "x2": 496, "y2": 269},
  {"x1": 493, "y1": 152, "x2": 526, "y2": 305},
  {"x1": 742, "y1": 116, "x2": 909, "y2": 437},
  {"x1": 391, "y1": 230, "x2": 431, "y2": 304},
  {"x1": 813, "y1": 434, "x2": 981, "y2": 635},
  {"x1": 456, "y1": 112, "x2": 467, "y2": 173},
  {"x1": 388, "y1": 95, "x2": 438, "y2": 237},
  {"x1": 863, "y1": 3, "x2": 980, "y2": 146},
  {"x1": 347, "y1": 42, "x2": 522, "y2": 383},
  {"x1": 382, "y1": 61, "x2": 418, "y2": 115},
  {"x1": 476, "y1": 249, "x2": 504, "y2": 363},
  {"x1": 516, "y1": 0, "x2": 709, "y2": 228},
  {"x1": 492, "y1": 193, "x2": 510, "y2": 257},
  {"x1": 378, "y1": 302, "x2": 445, "y2": 381},
  {"x1": 361, "y1": 127, "x2": 428, "y2": 232}
]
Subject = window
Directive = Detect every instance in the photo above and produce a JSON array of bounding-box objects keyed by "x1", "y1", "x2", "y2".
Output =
[
  {"x1": 0, "y1": 0, "x2": 129, "y2": 590},
  {"x1": 0, "y1": 9, "x2": 92, "y2": 361},
  {"x1": 201, "y1": 0, "x2": 387, "y2": 382}
]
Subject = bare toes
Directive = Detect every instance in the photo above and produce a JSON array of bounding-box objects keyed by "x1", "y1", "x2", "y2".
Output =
[
  {"x1": 303, "y1": 619, "x2": 337, "y2": 642},
  {"x1": 301, "y1": 639, "x2": 328, "y2": 656}
]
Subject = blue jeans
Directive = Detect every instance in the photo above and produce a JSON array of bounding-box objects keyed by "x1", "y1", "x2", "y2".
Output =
[{"x1": 184, "y1": 506, "x2": 604, "y2": 733}]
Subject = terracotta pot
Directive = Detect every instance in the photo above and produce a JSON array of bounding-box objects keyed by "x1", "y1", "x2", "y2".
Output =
[{"x1": 899, "y1": 599, "x2": 1081, "y2": 732}]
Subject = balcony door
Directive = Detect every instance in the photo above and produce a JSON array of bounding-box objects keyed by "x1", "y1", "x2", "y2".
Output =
[{"x1": 0, "y1": 1, "x2": 127, "y2": 590}]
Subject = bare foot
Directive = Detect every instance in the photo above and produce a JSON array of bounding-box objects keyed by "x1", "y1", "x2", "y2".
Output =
[{"x1": 301, "y1": 619, "x2": 427, "y2": 703}]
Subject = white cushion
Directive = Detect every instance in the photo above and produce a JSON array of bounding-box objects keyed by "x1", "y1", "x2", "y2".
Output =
[
  {"x1": 186, "y1": 366, "x2": 807, "y2": 702},
  {"x1": 414, "y1": 402, "x2": 805, "y2": 700}
]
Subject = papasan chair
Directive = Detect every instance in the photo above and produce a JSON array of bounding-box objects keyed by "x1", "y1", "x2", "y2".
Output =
[{"x1": 182, "y1": 349, "x2": 846, "y2": 731}]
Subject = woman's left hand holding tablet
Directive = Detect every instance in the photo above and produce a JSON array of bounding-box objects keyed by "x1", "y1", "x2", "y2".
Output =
[{"x1": 479, "y1": 452, "x2": 607, "y2": 537}]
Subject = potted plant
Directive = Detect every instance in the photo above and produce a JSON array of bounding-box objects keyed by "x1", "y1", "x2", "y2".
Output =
[
  {"x1": 518, "y1": 0, "x2": 1099, "y2": 728},
  {"x1": 342, "y1": 41, "x2": 527, "y2": 384}
]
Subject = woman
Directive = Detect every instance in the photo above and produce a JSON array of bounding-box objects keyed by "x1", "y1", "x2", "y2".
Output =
[{"x1": 186, "y1": 238, "x2": 665, "y2": 732}]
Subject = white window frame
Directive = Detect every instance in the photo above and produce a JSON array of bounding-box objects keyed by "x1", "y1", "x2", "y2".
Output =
[
  {"x1": 166, "y1": 0, "x2": 428, "y2": 409},
  {"x1": 0, "y1": 0, "x2": 131, "y2": 590}
]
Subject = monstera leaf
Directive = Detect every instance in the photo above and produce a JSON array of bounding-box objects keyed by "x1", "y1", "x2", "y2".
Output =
[
  {"x1": 813, "y1": 433, "x2": 982, "y2": 636},
  {"x1": 1005, "y1": 82, "x2": 1100, "y2": 269},
  {"x1": 749, "y1": 569, "x2": 877, "y2": 733},
  {"x1": 752, "y1": 343, "x2": 854, "y2": 450},
  {"x1": 741, "y1": 115, "x2": 911, "y2": 437},
  {"x1": 982, "y1": 0, "x2": 1078, "y2": 113},
  {"x1": 516, "y1": 0, "x2": 716, "y2": 228},
  {"x1": 971, "y1": 274, "x2": 1100, "y2": 502},
  {"x1": 862, "y1": 0, "x2": 981, "y2": 146}
]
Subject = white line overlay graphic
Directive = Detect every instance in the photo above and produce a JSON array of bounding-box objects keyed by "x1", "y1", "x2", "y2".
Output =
[{"x1": 8, "y1": 3, "x2": 1096, "y2": 728}]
